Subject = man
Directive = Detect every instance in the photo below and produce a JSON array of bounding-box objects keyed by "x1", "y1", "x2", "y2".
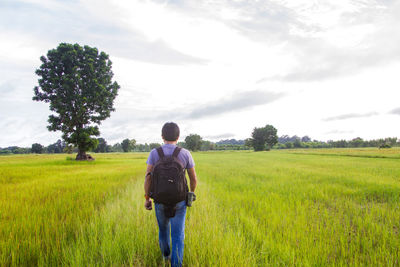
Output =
[{"x1": 144, "y1": 122, "x2": 197, "y2": 267}]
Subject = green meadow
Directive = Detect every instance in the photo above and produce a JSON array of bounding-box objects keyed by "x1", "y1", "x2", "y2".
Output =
[{"x1": 1, "y1": 148, "x2": 400, "y2": 266}]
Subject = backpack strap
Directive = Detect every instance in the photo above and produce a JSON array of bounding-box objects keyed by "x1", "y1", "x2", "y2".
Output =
[
  {"x1": 172, "y1": 147, "x2": 182, "y2": 158},
  {"x1": 156, "y1": 147, "x2": 165, "y2": 159}
]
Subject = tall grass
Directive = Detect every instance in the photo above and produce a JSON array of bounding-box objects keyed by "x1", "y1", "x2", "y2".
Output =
[
  {"x1": 0, "y1": 154, "x2": 144, "y2": 266},
  {"x1": 1, "y1": 149, "x2": 399, "y2": 266}
]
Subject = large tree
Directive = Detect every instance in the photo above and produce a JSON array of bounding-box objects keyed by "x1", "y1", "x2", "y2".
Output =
[
  {"x1": 33, "y1": 43, "x2": 119, "y2": 160},
  {"x1": 185, "y1": 134, "x2": 202, "y2": 151},
  {"x1": 250, "y1": 124, "x2": 278, "y2": 151}
]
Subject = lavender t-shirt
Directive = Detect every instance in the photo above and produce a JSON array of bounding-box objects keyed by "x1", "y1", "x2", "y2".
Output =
[{"x1": 146, "y1": 144, "x2": 195, "y2": 169}]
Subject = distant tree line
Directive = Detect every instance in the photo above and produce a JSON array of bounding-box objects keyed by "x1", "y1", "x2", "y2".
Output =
[
  {"x1": 0, "y1": 138, "x2": 151, "y2": 155},
  {"x1": 1, "y1": 135, "x2": 399, "y2": 155},
  {"x1": 216, "y1": 139, "x2": 245, "y2": 145},
  {"x1": 274, "y1": 136, "x2": 399, "y2": 149}
]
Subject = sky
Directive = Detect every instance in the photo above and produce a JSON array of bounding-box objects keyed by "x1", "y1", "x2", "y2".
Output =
[{"x1": 1, "y1": 0, "x2": 400, "y2": 147}]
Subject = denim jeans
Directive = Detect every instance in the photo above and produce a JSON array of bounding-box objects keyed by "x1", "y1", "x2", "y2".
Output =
[{"x1": 154, "y1": 200, "x2": 187, "y2": 267}]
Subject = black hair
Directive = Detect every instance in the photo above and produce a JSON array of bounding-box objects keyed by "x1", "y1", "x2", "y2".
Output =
[{"x1": 162, "y1": 122, "x2": 180, "y2": 141}]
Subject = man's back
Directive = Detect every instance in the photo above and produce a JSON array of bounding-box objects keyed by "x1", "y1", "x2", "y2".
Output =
[{"x1": 146, "y1": 144, "x2": 195, "y2": 170}]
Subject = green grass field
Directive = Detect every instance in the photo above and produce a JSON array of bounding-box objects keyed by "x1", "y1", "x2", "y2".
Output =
[{"x1": 1, "y1": 148, "x2": 400, "y2": 266}]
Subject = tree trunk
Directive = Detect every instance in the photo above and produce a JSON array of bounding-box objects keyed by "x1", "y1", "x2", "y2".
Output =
[{"x1": 75, "y1": 149, "x2": 94, "y2": 161}]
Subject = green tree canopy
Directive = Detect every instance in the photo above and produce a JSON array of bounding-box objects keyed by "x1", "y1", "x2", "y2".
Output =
[
  {"x1": 33, "y1": 43, "x2": 119, "y2": 160},
  {"x1": 250, "y1": 124, "x2": 278, "y2": 151},
  {"x1": 94, "y1": 138, "x2": 108, "y2": 153},
  {"x1": 244, "y1": 138, "x2": 253, "y2": 148},
  {"x1": 149, "y1": 143, "x2": 161, "y2": 150},
  {"x1": 185, "y1": 134, "x2": 202, "y2": 151},
  {"x1": 47, "y1": 139, "x2": 66, "y2": 153},
  {"x1": 200, "y1": 140, "x2": 215, "y2": 151},
  {"x1": 31, "y1": 143, "x2": 44, "y2": 154},
  {"x1": 121, "y1": 138, "x2": 136, "y2": 152}
]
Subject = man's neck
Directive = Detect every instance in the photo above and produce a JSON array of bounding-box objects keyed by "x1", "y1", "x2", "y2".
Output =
[{"x1": 164, "y1": 141, "x2": 177, "y2": 145}]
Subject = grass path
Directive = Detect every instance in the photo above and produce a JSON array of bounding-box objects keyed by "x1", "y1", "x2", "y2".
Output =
[{"x1": 62, "y1": 166, "x2": 256, "y2": 266}]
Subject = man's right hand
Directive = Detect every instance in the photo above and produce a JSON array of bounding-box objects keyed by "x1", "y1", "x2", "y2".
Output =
[{"x1": 144, "y1": 199, "x2": 152, "y2": 210}]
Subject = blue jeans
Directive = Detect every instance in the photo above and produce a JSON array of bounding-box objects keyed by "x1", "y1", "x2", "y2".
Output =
[{"x1": 154, "y1": 200, "x2": 187, "y2": 267}]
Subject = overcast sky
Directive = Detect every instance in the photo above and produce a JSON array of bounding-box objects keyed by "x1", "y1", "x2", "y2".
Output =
[{"x1": 1, "y1": 0, "x2": 400, "y2": 147}]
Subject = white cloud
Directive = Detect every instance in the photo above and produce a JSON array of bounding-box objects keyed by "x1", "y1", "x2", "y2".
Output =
[
  {"x1": 1, "y1": 0, "x2": 400, "y2": 147},
  {"x1": 389, "y1": 107, "x2": 400, "y2": 115},
  {"x1": 323, "y1": 112, "x2": 379, "y2": 122},
  {"x1": 204, "y1": 133, "x2": 235, "y2": 140}
]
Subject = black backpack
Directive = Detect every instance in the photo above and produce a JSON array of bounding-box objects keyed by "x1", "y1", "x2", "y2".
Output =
[{"x1": 150, "y1": 147, "x2": 188, "y2": 207}]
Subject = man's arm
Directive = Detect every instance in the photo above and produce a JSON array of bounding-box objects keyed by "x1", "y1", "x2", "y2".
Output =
[
  {"x1": 187, "y1": 167, "x2": 197, "y2": 192},
  {"x1": 144, "y1": 164, "x2": 153, "y2": 210}
]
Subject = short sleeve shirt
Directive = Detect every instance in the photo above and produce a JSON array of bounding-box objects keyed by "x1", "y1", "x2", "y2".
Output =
[{"x1": 146, "y1": 144, "x2": 195, "y2": 169}]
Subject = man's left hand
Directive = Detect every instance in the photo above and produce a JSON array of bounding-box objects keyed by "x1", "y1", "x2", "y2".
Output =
[{"x1": 144, "y1": 199, "x2": 152, "y2": 210}]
